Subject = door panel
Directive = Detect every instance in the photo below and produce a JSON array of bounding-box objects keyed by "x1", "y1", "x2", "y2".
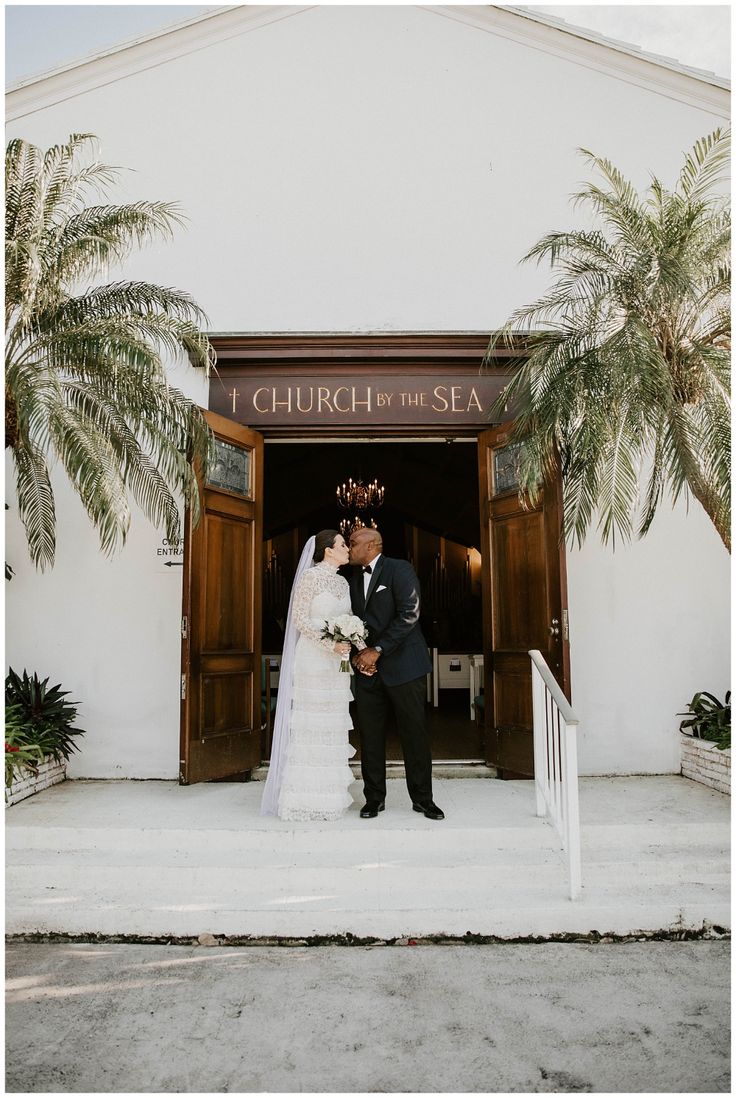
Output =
[
  {"x1": 491, "y1": 509, "x2": 548, "y2": 648},
  {"x1": 180, "y1": 410, "x2": 263, "y2": 784},
  {"x1": 202, "y1": 671, "x2": 253, "y2": 736},
  {"x1": 493, "y1": 654, "x2": 533, "y2": 727},
  {"x1": 203, "y1": 514, "x2": 252, "y2": 650},
  {"x1": 478, "y1": 426, "x2": 569, "y2": 778}
]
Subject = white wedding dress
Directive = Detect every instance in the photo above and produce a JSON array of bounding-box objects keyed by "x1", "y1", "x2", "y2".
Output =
[{"x1": 277, "y1": 561, "x2": 356, "y2": 821}]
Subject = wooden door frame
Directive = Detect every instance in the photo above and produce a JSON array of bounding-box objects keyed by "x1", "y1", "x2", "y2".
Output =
[
  {"x1": 548, "y1": 462, "x2": 572, "y2": 701},
  {"x1": 179, "y1": 410, "x2": 264, "y2": 784},
  {"x1": 202, "y1": 332, "x2": 571, "y2": 774},
  {"x1": 478, "y1": 424, "x2": 571, "y2": 777}
]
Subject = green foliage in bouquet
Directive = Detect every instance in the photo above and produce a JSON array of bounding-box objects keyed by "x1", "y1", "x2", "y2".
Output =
[
  {"x1": 5, "y1": 667, "x2": 86, "y2": 768},
  {"x1": 678, "y1": 691, "x2": 731, "y2": 751}
]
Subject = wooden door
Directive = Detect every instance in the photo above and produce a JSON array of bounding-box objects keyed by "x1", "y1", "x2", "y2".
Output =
[
  {"x1": 180, "y1": 410, "x2": 264, "y2": 784},
  {"x1": 478, "y1": 426, "x2": 570, "y2": 778}
]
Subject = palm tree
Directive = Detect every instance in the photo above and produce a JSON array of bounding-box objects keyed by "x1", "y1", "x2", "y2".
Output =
[
  {"x1": 5, "y1": 132, "x2": 215, "y2": 570},
  {"x1": 486, "y1": 128, "x2": 731, "y2": 553}
]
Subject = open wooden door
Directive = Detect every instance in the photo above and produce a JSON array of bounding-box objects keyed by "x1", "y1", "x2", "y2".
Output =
[
  {"x1": 478, "y1": 426, "x2": 570, "y2": 778},
  {"x1": 180, "y1": 410, "x2": 264, "y2": 784}
]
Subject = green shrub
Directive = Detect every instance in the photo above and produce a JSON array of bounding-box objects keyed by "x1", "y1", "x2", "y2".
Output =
[
  {"x1": 678, "y1": 691, "x2": 731, "y2": 751},
  {"x1": 5, "y1": 668, "x2": 86, "y2": 768},
  {"x1": 5, "y1": 702, "x2": 44, "y2": 788}
]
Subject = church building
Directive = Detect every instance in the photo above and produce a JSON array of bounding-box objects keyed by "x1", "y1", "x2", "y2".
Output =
[{"x1": 5, "y1": 5, "x2": 730, "y2": 783}]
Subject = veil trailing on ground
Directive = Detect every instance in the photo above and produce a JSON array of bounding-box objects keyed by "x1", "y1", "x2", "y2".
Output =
[{"x1": 259, "y1": 535, "x2": 317, "y2": 816}]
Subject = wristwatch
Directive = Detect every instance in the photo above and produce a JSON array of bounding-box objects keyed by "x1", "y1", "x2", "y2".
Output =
[{"x1": 374, "y1": 645, "x2": 383, "y2": 655}]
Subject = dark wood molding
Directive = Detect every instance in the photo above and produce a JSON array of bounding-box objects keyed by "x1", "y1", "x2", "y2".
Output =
[
  {"x1": 207, "y1": 332, "x2": 524, "y2": 438},
  {"x1": 208, "y1": 331, "x2": 525, "y2": 375}
]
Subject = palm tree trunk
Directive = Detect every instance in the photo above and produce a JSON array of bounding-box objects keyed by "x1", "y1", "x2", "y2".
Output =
[
  {"x1": 670, "y1": 415, "x2": 731, "y2": 553},
  {"x1": 687, "y1": 475, "x2": 731, "y2": 553},
  {"x1": 5, "y1": 383, "x2": 18, "y2": 450}
]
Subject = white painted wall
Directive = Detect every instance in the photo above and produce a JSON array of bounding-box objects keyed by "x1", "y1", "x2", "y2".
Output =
[
  {"x1": 6, "y1": 6, "x2": 730, "y2": 777},
  {"x1": 5, "y1": 360, "x2": 208, "y2": 779},
  {"x1": 568, "y1": 495, "x2": 730, "y2": 775}
]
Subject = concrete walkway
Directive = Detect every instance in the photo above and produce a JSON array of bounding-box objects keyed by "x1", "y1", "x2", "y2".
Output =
[
  {"x1": 5, "y1": 775, "x2": 730, "y2": 939},
  {"x1": 5, "y1": 940, "x2": 730, "y2": 1092}
]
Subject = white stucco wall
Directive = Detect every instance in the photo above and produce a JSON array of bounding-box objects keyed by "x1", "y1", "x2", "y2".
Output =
[
  {"x1": 6, "y1": 6, "x2": 730, "y2": 777},
  {"x1": 568, "y1": 496, "x2": 730, "y2": 775},
  {"x1": 5, "y1": 360, "x2": 208, "y2": 779}
]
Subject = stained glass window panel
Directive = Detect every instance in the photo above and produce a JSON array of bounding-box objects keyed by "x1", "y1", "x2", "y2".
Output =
[
  {"x1": 207, "y1": 438, "x2": 251, "y2": 497},
  {"x1": 493, "y1": 442, "x2": 522, "y2": 496}
]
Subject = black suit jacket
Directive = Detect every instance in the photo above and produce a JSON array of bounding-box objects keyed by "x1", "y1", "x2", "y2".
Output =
[{"x1": 350, "y1": 556, "x2": 432, "y2": 687}]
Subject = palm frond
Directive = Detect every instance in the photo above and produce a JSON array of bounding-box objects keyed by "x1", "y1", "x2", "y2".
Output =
[
  {"x1": 594, "y1": 416, "x2": 642, "y2": 546},
  {"x1": 485, "y1": 131, "x2": 731, "y2": 551},
  {"x1": 48, "y1": 403, "x2": 131, "y2": 556},
  {"x1": 678, "y1": 128, "x2": 730, "y2": 204},
  {"x1": 12, "y1": 441, "x2": 56, "y2": 570},
  {"x1": 5, "y1": 133, "x2": 215, "y2": 568}
]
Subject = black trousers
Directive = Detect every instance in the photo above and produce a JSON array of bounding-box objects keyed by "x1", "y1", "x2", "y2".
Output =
[{"x1": 354, "y1": 673, "x2": 433, "y2": 804}]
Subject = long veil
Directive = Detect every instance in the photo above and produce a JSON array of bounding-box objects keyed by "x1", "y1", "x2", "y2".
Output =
[{"x1": 259, "y1": 535, "x2": 316, "y2": 816}]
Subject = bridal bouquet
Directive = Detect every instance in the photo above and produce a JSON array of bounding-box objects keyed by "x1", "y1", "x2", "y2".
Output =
[{"x1": 322, "y1": 614, "x2": 368, "y2": 672}]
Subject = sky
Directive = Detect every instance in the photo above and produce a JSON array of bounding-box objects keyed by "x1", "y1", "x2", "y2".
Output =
[
  {"x1": 4, "y1": 2, "x2": 732, "y2": 86},
  {"x1": 529, "y1": 5, "x2": 730, "y2": 78},
  {"x1": 5, "y1": 5, "x2": 217, "y2": 83}
]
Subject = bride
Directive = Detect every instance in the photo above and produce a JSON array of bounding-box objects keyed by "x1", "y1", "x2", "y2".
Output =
[{"x1": 260, "y1": 530, "x2": 359, "y2": 821}]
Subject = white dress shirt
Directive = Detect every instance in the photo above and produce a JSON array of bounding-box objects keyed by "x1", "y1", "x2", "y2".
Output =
[{"x1": 363, "y1": 553, "x2": 382, "y2": 599}]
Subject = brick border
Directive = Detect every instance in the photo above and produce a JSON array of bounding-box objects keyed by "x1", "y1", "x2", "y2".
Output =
[
  {"x1": 5, "y1": 756, "x2": 67, "y2": 807},
  {"x1": 680, "y1": 734, "x2": 731, "y2": 795}
]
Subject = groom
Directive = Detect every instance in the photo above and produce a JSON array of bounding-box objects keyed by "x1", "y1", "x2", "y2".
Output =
[{"x1": 348, "y1": 528, "x2": 444, "y2": 820}]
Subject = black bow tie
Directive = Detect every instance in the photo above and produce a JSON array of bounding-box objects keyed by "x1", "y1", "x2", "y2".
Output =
[{"x1": 363, "y1": 565, "x2": 372, "y2": 574}]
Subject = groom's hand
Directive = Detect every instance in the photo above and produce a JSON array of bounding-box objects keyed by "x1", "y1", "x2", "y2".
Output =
[
  {"x1": 351, "y1": 652, "x2": 371, "y2": 674},
  {"x1": 355, "y1": 648, "x2": 381, "y2": 674}
]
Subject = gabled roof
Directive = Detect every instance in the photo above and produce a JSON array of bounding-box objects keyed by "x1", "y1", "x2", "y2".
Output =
[
  {"x1": 507, "y1": 5, "x2": 729, "y2": 88},
  {"x1": 7, "y1": 5, "x2": 237, "y2": 92},
  {"x1": 6, "y1": 4, "x2": 729, "y2": 122}
]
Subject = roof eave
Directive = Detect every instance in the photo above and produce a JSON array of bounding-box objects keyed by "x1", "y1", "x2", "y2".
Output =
[
  {"x1": 506, "y1": 5, "x2": 730, "y2": 91},
  {"x1": 6, "y1": 3, "x2": 730, "y2": 124}
]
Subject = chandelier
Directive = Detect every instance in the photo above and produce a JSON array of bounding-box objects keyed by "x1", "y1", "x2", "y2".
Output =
[
  {"x1": 336, "y1": 477, "x2": 385, "y2": 512},
  {"x1": 336, "y1": 475, "x2": 384, "y2": 541},
  {"x1": 339, "y1": 514, "x2": 379, "y2": 539}
]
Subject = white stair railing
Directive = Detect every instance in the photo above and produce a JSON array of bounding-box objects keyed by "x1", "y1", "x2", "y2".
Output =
[{"x1": 529, "y1": 650, "x2": 582, "y2": 899}]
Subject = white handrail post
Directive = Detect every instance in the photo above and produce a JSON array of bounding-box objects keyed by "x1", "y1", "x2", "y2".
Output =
[
  {"x1": 552, "y1": 706, "x2": 562, "y2": 838},
  {"x1": 564, "y1": 721, "x2": 582, "y2": 899},
  {"x1": 528, "y1": 649, "x2": 582, "y2": 901},
  {"x1": 531, "y1": 662, "x2": 546, "y2": 817}
]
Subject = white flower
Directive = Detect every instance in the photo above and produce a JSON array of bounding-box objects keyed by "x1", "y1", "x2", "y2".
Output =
[
  {"x1": 334, "y1": 613, "x2": 366, "y2": 638},
  {"x1": 321, "y1": 614, "x2": 367, "y2": 649}
]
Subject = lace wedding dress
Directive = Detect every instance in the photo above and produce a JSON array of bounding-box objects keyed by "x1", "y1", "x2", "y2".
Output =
[{"x1": 277, "y1": 561, "x2": 356, "y2": 821}]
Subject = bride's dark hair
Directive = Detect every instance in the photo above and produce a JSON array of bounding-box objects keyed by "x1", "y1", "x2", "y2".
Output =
[{"x1": 313, "y1": 529, "x2": 340, "y2": 563}]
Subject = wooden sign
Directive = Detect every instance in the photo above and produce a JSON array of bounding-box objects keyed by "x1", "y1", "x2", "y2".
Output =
[{"x1": 209, "y1": 374, "x2": 506, "y2": 427}]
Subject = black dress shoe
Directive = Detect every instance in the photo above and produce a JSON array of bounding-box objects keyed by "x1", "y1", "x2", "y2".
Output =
[
  {"x1": 360, "y1": 800, "x2": 385, "y2": 819},
  {"x1": 412, "y1": 800, "x2": 445, "y2": 820}
]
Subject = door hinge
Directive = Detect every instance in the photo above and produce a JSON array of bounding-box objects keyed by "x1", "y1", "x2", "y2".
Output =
[
  {"x1": 562, "y1": 609, "x2": 569, "y2": 641},
  {"x1": 181, "y1": 616, "x2": 188, "y2": 639},
  {"x1": 181, "y1": 674, "x2": 187, "y2": 701}
]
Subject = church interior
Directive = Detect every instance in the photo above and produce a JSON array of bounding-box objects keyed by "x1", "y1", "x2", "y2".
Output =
[{"x1": 261, "y1": 439, "x2": 486, "y2": 764}]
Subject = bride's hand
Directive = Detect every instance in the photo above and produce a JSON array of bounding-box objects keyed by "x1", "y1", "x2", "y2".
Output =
[{"x1": 333, "y1": 641, "x2": 351, "y2": 656}]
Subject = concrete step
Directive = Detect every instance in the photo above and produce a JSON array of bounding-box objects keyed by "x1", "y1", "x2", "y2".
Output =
[
  {"x1": 7, "y1": 819, "x2": 728, "y2": 861},
  {"x1": 5, "y1": 776, "x2": 730, "y2": 939},
  {"x1": 6, "y1": 832, "x2": 728, "y2": 872},
  {"x1": 7, "y1": 860, "x2": 730, "y2": 938},
  {"x1": 7, "y1": 859, "x2": 728, "y2": 896},
  {"x1": 6, "y1": 822, "x2": 560, "y2": 859}
]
